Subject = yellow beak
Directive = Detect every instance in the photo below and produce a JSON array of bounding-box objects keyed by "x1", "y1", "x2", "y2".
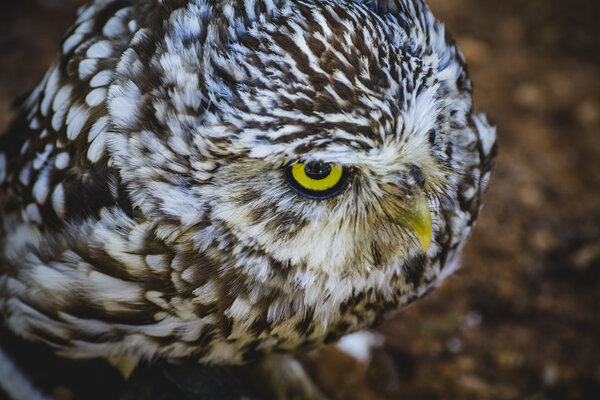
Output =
[{"x1": 394, "y1": 191, "x2": 432, "y2": 253}]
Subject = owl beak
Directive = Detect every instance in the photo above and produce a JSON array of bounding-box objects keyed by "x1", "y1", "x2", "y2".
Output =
[{"x1": 393, "y1": 190, "x2": 432, "y2": 253}]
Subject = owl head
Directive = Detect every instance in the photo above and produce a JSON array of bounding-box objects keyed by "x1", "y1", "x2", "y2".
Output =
[{"x1": 106, "y1": 0, "x2": 494, "y2": 284}]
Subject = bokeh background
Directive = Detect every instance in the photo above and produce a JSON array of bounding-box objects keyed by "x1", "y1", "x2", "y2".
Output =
[{"x1": 1, "y1": 1, "x2": 598, "y2": 399}]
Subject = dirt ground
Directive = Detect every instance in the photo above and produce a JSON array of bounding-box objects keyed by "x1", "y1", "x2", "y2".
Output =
[{"x1": 1, "y1": 1, "x2": 599, "y2": 400}]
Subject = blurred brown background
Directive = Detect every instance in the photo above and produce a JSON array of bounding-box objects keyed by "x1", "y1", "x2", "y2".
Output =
[{"x1": 1, "y1": 1, "x2": 599, "y2": 399}]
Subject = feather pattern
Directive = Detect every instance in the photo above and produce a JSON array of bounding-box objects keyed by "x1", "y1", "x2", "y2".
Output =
[{"x1": 0, "y1": 0, "x2": 496, "y2": 364}]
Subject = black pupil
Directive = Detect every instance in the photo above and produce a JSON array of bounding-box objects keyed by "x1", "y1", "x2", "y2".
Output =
[{"x1": 304, "y1": 162, "x2": 331, "y2": 180}]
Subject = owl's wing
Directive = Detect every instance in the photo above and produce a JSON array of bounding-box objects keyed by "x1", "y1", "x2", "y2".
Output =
[
  {"x1": 0, "y1": 0, "x2": 142, "y2": 228},
  {"x1": 0, "y1": 1, "x2": 218, "y2": 356}
]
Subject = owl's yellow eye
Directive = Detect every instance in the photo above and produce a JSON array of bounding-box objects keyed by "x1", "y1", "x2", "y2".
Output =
[{"x1": 285, "y1": 162, "x2": 349, "y2": 199}]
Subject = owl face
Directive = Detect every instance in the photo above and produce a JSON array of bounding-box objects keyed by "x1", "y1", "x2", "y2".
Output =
[
  {"x1": 108, "y1": 0, "x2": 453, "y2": 277},
  {"x1": 204, "y1": 156, "x2": 439, "y2": 277}
]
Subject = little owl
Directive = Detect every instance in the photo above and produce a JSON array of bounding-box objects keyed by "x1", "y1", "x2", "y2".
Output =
[{"x1": 0, "y1": 0, "x2": 496, "y2": 385}]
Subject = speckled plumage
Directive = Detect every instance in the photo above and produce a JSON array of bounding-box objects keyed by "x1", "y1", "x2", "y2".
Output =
[{"x1": 0, "y1": 0, "x2": 496, "y2": 364}]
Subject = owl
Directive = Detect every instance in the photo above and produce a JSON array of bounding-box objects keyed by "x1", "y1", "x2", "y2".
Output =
[{"x1": 0, "y1": 0, "x2": 495, "y2": 370}]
